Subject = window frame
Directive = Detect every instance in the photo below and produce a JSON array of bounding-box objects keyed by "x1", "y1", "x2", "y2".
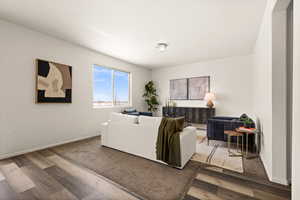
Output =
[{"x1": 92, "y1": 65, "x2": 132, "y2": 108}]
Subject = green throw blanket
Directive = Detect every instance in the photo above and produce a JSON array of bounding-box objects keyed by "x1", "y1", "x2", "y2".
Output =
[{"x1": 156, "y1": 117, "x2": 184, "y2": 167}]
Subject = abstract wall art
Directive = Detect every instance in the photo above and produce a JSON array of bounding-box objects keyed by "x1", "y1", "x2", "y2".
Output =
[
  {"x1": 188, "y1": 76, "x2": 210, "y2": 100},
  {"x1": 170, "y1": 78, "x2": 188, "y2": 100},
  {"x1": 169, "y1": 76, "x2": 210, "y2": 100},
  {"x1": 36, "y1": 59, "x2": 72, "y2": 103}
]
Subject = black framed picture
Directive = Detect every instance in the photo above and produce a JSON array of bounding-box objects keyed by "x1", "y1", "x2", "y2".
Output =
[{"x1": 36, "y1": 59, "x2": 72, "y2": 103}]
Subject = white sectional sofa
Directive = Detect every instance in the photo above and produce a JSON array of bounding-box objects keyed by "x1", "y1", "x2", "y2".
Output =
[{"x1": 100, "y1": 113, "x2": 197, "y2": 169}]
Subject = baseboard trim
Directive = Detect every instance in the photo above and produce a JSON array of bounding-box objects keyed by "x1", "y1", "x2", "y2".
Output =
[
  {"x1": 271, "y1": 177, "x2": 289, "y2": 186},
  {"x1": 259, "y1": 154, "x2": 272, "y2": 181},
  {"x1": 0, "y1": 134, "x2": 100, "y2": 160},
  {"x1": 287, "y1": 178, "x2": 291, "y2": 185},
  {"x1": 260, "y1": 154, "x2": 289, "y2": 186}
]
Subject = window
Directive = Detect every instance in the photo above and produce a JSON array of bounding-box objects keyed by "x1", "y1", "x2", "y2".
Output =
[{"x1": 93, "y1": 65, "x2": 130, "y2": 107}]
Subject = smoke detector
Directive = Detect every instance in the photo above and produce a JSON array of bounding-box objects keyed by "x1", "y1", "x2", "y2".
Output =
[{"x1": 156, "y1": 42, "x2": 168, "y2": 52}]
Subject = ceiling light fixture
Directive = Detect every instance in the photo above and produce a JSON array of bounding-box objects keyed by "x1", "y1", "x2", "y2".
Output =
[{"x1": 156, "y1": 42, "x2": 168, "y2": 52}]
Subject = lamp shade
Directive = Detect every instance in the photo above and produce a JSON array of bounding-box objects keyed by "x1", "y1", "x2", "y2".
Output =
[{"x1": 204, "y1": 92, "x2": 216, "y2": 101}]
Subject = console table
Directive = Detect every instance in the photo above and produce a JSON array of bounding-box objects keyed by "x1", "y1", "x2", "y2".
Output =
[{"x1": 162, "y1": 106, "x2": 215, "y2": 124}]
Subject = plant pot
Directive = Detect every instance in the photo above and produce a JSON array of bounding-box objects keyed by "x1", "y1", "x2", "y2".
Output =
[{"x1": 244, "y1": 123, "x2": 251, "y2": 128}]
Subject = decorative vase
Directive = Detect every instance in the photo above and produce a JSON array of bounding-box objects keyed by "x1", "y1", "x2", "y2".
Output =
[{"x1": 206, "y1": 100, "x2": 214, "y2": 108}]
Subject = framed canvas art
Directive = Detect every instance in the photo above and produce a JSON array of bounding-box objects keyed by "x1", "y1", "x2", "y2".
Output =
[
  {"x1": 36, "y1": 59, "x2": 72, "y2": 103},
  {"x1": 188, "y1": 76, "x2": 210, "y2": 100},
  {"x1": 170, "y1": 78, "x2": 188, "y2": 100}
]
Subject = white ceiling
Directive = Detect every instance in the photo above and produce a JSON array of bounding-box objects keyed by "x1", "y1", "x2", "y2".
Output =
[{"x1": 0, "y1": 0, "x2": 267, "y2": 68}]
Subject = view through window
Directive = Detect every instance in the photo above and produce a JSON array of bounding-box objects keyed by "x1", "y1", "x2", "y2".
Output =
[{"x1": 93, "y1": 65, "x2": 130, "y2": 107}]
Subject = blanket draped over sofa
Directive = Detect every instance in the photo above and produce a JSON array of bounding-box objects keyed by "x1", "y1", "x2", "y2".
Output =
[{"x1": 156, "y1": 117, "x2": 184, "y2": 167}]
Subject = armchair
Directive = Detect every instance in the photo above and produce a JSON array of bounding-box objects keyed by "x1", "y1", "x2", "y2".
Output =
[{"x1": 207, "y1": 116, "x2": 255, "y2": 145}]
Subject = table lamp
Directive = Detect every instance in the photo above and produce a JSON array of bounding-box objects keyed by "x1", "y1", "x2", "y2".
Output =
[{"x1": 204, "y1": 92, "x2": 216, "y2": 108}]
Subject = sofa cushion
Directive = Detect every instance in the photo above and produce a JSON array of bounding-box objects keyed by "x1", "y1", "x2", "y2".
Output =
[
  {"x1": 139, "y1": 116, "x2": 162, "y2": 127},
  {"x1": 125, "y1": 108, "x2": 136, "y2": 112},
  {"x1": 126, "y1": 112, "x2": 140, "y2": 116},
  {"x1": 110, "y1": 112, "x2": 138, "y2": 124},
  {"x1": 139, "y1": 112, "x2": 153, "y2": 116},
  {"x1": 122, "y1": 108, "x2": 137, "y2": 113}
]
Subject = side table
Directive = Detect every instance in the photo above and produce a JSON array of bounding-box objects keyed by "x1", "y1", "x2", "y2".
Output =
[
  {"x1": 236, "y1": 127, "x2": 259, "y2": 159},
  {"x1": 224, "y1": 130, "x2": 244, "y2": 157}
]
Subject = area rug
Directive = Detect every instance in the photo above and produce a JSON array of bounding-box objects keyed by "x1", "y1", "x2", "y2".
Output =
[
  {"x1": 192, "y1": 130, "x2": 244, "y2": 173},
  {"x1": 50, "y1": 136, "x2": 200, "y2": 200}
]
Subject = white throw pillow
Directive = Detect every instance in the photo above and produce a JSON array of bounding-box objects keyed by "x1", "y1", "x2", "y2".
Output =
[
  {"x1": 110, "y1": 112, "x2": 138, "y2": 124},
  {"x1": 138, "y1": 116, "x2": 162, "y2": 127}
]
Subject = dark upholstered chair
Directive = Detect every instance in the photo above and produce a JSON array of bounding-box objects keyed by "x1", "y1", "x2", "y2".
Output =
[{"x1": 207, "y1": 116, "x2": 255, "y2": 145}]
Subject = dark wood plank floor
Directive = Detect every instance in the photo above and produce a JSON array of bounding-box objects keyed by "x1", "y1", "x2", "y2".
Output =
[
  {"x1": 0, "y1": 150, "x2": 140, "y2": 200},
  {"x1": 183, "y1": 163, "x2": 291, "y2": 200},
  {"x1": 183, "y1": 132, "x2": 291, "y2": 200},
  {"x1": 0, "y1": 137, "x2": 292, "y2": 200}
]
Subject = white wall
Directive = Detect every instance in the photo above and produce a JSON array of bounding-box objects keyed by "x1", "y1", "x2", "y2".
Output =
[
  {"x1": 0, "y1": 20, "x2": 150, "y2": 158},
  {"x1": 292, "y1": 1, "x2": 300, "y2": 199},
  {"x1": 253, "y1": 0, "x2": 273, "y2": 180},
  {"x1": 253, "y1": 0, "x2": 291, "y2": 185},
  {"x1": 151, "y1": 55, "x2": 254, "y2": 117},
  {"x1": 272, "y1": 9, "x2": 288, "y2": 184}
]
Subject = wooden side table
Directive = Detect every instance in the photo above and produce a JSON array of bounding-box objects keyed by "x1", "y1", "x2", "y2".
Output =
[
  {"x1": 224, "y1": 130, "x2": 244, "y2": 157},
  {"x1": 236, "y1": 127, "x2": 259, "y2": 159}
]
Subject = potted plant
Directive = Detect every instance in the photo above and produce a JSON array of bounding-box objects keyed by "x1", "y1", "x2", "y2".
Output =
[
  {"x1": 240, "y1": 114, "x2": 254, "y2": 128},
  {"x1": 143, "y1": 81, "x2": 159, "y2": 114}
]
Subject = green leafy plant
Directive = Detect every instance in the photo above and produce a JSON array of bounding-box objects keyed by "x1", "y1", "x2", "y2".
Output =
[
  {"x1": 240, "y1": 114, "x2": 254, "y2": 128},
  {"x1": 143, "y1": 81, "x2": 159, "y2": 112}
]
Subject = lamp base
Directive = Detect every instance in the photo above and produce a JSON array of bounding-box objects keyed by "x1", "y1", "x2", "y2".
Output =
[{"x1": 207, "y1": 100, "x2": 214, "y2": 108}]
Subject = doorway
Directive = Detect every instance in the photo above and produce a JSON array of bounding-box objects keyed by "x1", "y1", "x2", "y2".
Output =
[
  {"x1": 286, "y1": 0, "x2": 293, "y2": 184},
  {"x1": 272, "y1": 0, "x2": 293, "y2": 185}
]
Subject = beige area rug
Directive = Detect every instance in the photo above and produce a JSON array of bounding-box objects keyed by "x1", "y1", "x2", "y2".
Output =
[{"x1": 192, "y1": 130, "x2": 244, "y2": 173}]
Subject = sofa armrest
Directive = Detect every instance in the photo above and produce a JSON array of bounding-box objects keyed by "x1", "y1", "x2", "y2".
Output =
[
  {"x1": 179, "y1": 126, "x2": 197, "y2": 168},
  {"x1": 208, "y1": 118, "x2": 238, "y2": 124},
  {"x1": 181, "y1": 126, "x2": 196, "y2": 136},
  {"x1": 210, "y1": 116, "x2": 239, "y2": 121},
  {"x1": 100, "y1": 122, "x2": 109, "y2": 146},
  {"x1": 224, "y1": 121, "x2": 244, "y2": 131}
]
